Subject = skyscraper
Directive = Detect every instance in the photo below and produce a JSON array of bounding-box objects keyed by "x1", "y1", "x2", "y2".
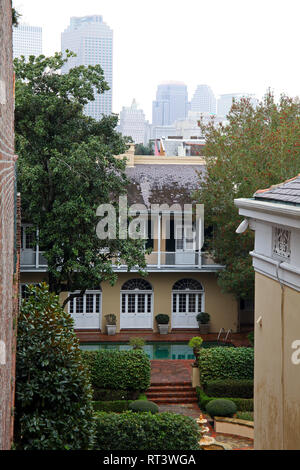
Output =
[
  {"x1": 190, "y1": 84, "x2": 216, "y2": 114},
  {"x1": 217, "y1": 93, "x2": 258, "y2": 116},
  {"x1": 61, "y1": 15, "x2": 113, "y2": 120},
  {"x1": 13, "y1": 24, "x2": 42, "y2": 60},
  {"x1": 119, "y1": 99, "x2": 148, "y2": 144},
  {"x1": 152, "y1": 81, "x2": 188, "y2": 126}
]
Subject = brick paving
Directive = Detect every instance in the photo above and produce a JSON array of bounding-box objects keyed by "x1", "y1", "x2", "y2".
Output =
[{"x1": 158, "y1": 404, "x2": 254, "y2": 450}]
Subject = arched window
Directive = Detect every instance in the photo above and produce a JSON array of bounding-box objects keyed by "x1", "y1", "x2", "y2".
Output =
[
  {"x1": 121, "y1": 279, "x2": 153, "y2": 314},
  {"x1": 172, "y1": 278, "x2": 204, "y2": 314}
]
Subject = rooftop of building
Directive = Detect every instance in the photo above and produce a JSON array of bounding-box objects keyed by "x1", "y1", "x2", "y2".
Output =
[
  {"x1": 116, "y1": 145, "x2": 205, "y2": 207},
  {"x1": 254, "y1": 174, "x2": 300, "y2": 206}
]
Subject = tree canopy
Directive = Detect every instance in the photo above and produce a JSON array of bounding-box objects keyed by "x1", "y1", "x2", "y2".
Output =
[
  {"x1": 15, "y1": 52, "x2": 147, "y2": 305},
  {"x1": 196, "y1": 91, "x2": 300, "y2": 300}
]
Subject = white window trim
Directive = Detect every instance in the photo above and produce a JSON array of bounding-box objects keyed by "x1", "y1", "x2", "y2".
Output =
[
  {"x1": 68, "y1": 290, "x2": 102, "y2": 314},
  {"x1": 172, "y1": 289, "x2": 204, "y2": 314}
]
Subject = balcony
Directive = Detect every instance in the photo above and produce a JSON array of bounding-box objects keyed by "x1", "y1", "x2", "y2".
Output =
[
  {"x1": 20, "y1": 247, "x2": 223, "y2": 272},
  {"x1": 20, "y1": 249, "x2": 48, "y2": 271}
]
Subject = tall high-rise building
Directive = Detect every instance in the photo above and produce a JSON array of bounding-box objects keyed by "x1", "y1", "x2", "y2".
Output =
[
  {"x1": 152, "y1": 81, "x2": 188, "y2": 126},
  {"x1": 190, "y1": 84, "x2": 216, "y2": 114},
  {"x1": 61, "y1": 15, "x2": 113, "y2": 120},
  {"x1": 13, "y1": 24, "x2": 42, "y2": 60},
  {"x1": 119, "y1": 99, "x2": 148, "y2": 144},
  {"x1": 217, "y1": 93, "x2": 258, "y2": 116}
]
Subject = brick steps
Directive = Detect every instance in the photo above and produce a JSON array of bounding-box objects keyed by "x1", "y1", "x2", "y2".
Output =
[{"x1": 146, "y1": 382, "x2": 198, "y2": 405}]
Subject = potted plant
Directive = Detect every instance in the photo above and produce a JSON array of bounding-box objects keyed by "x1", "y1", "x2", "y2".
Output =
[
  {"x1": 188, "y1": 336, "x2": 203, "y2": 366},
  {"x1": 196, "y1": 312, "x2": 210, "y2": 334},
  {"x1": 155, "y1": 314, "x2": 169, "y2": 335},
  {"x1": 129, "y1": 337, "x2": 145, "y2": 350},
  {"x1": 105, "y1": 314, "x2": 117, "y2": 336}
]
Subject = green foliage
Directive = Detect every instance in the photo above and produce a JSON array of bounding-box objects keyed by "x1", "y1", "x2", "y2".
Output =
[
  {"x1": 14, "y1": 52, "x2": 146, "y2": 303},
  {"x1": 196, "y1": 312, "x2": 210, "y2": 324},
  {"x1": 12, "y1": 8, "x2": 21, "y2": 26},
  {"x1": 206, "y1": 399, "x2": 237, "y2": 418},
  {"x1": 155, "y1": 314, "x2": 169, "y2": 324},
  {"x1": 14, "y1": 284, "x2": 94, "y2": 450},
  {"x1": 129, "y1": 337, "x2": 146, "y2": 350},
  {"x1": 236, "y1": 411, "x2": 254, "y2": 421},
  {"x1": 196, "y1": 92, "x2": 300, "y2": 300},
  {"x1": 94, "y1": 411, "x2": 200, "y2": 450},
  {"x1": 105, "y1": 314, "x2": 116, "y2": 325},
  {"x1": 91, "y1": 389, "x2": 139, "y2": 401},
  {"x1": 134, "y1": 142, "x2": 154, "y2": 155},
  {"x1": 198, "y1": 347, "x2": 254, "y2": 386},
  {"x1": 81, "y1": 350, "x2": 151, "y2": 394},
  {"x1": 188, "y1": 336, "x2": 203, "y2": 350},
  {"x1": 92, "y1": 400, "x2": 131, "y2": 412},
  {"x1": 196, "y1": 387, "x2": 253, "y2": 412},
  {"x1": 129, "y1": 400, "x2": 159, "y2": 414},
  {"x1": 204, "y1": 379, "x2": 253, "y2": 398},
  {"x1": 248, "y1": 331, "x2": 254, "y2": 346}
]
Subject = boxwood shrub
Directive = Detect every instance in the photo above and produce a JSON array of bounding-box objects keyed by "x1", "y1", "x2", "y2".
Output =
[
  {"x1": 82, "y1": 350, "x2": 151, "y2": 394},
  {"x1": 92, "y1": 389, "x2": 139, "y2": 401},
  {"x1": 129, "y1": 400, "x2": 159, "y2": 414},
  {"x1": 196, "y1": 387, "x2": 253, "y2": 412},
  {"x1": 198, "y1": 347, "x2": 254, "y2": 386},
  {"x1": 204, "y1": 379, "x2": 253, "y2": 398},
  {"x1": 206, "y1": 399, "x2": 237, "y2": 418},
  {"x1": 94, "y1": 411, "x2": 200, "y2": 450}
]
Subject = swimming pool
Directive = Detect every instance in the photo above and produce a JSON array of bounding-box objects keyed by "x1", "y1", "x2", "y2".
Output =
[{"x1": 80, "y1": 341, "x2": 233, "y2": 360}]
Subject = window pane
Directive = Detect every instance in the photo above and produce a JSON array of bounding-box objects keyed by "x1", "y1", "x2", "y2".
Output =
[
  {"x1": 198, "y1": 294, "x2": 202, "y2": 312},
  {"x1": 76, "y1": 297, "x2": 83, "y2": 313},
  {"x1": 172, "y1": 294, "x2": 177, "y2": 313},
  {"x1": 189, "y1": 294, "x2": 196, "y2": 312},
  {"x1": 127, "y1": 294, "x2": 135, "y2": 313},
  {"x1": 122, "y1": 294, "x2": 126, "y2": 313},
  {"x1": 147, "y1": 295, "x2": 151, "y2": 313},
  {"x1": 178, "y1": 294, "x2": 186, "y2": 313},
  {"x1": 137, "y1": 294, "x2": 145, "y2": 313},
  {"x1": 95, "y1": 294, "x2": 100, "y2": 313},
  {"x1": 86, "y1": 294, "x2": 94, "y2": 313}
]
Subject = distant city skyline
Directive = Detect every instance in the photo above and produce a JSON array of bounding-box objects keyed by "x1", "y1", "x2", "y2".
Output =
[{"x1": 13, "y1": 0, "x2": 300, "y2": 120}]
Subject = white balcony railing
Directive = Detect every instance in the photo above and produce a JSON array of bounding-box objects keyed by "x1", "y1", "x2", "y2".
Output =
[{"x1": 21, "y1": 248, "x2": 221, "y2": 270}]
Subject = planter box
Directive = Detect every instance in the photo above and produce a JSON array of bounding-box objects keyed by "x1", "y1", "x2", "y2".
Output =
[
  {"x1": 214, "y1": 417, "x2": 254, "y2": 440},
  {"x1": 198, "y1": 323, "x2": 210, "y2": 334},
  {"x1": 106, "y1": 325, "x2": 117, "y2": 336},
  {"x1": 158, "y1": 324, "x2": 169, "y2": 335}
]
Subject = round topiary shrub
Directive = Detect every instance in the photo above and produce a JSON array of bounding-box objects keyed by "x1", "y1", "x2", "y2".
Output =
[
  {"x1": 206, "y1": 399, "x2": 237, "y2": 418},
  {"x1": 129, "y1": 400, "x2": 159, "y2": 414}
]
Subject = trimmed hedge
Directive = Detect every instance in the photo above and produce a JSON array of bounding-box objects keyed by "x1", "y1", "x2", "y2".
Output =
[
  {"x1": 82, "y1": 350, "x2": 151, "y2": 393},
  {"x1": 92, "y1": 389, "x2": 139, "y2": 401},
  {"x1": 92, "y1": 400, "x2": 131, "y2": 412},
  {"x1": 196, "y1": 387, "x2": 253, "y2": 412},
  {"x1": 129, "y1": 400, "x2": 159, "y2": 414},
  {"x1": 198, "y1": 347, "x2": 254, "y2": 386},
  {"x1": 206, "y1": 399, "x2": 237, "y2": 418},
  {"x1": 204, "y1": 379, "x2": 253, "y2": 398},
  {"x1": 94, "y1": 411, "x2": 200, "y2": 450}
]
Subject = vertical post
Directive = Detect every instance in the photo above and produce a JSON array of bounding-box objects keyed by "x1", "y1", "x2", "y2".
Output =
[
  {"x1": 198, "y1": 217, "x2": 202, "y2": 268},
  {"x1": 35, "y1": 228, "x2": 39, "y2": 268},
  {"x1": 157, "y1": 214, "x2": 161, "y2": 268}
]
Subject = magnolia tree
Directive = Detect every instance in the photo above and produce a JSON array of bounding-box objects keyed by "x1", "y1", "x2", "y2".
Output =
[
  {"x1": 196, "y1": 91, "x2": 300, "y2": 300},
  {"x1": 15, "y1": 52, "x2": 147, "y2": 306}
]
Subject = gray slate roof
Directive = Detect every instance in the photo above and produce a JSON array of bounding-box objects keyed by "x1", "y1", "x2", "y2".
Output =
[
  {"x1": 254, "y1": 174, "x2": 300, "y2": 205},
  {"x1": 125, "y1": 164, "x2": 205, "y2": 207}
]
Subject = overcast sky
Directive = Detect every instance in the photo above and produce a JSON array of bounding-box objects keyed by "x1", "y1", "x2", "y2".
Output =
[{"x1": 13, "y1": 0, "x2": 300, "y2": 121}]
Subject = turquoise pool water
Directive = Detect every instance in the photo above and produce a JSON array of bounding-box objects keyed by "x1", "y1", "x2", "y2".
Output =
[{"x1": 80, "y1": 341, "x2": 233, "y2": 360}]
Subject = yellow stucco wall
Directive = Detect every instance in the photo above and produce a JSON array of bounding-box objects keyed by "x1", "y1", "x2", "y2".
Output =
[
  {"x1": 254, "y1": 272, "x2": 300, "y2": 450},
  {"x1": 20, "y1": 271, "x2": 238, "y2": 333}
]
